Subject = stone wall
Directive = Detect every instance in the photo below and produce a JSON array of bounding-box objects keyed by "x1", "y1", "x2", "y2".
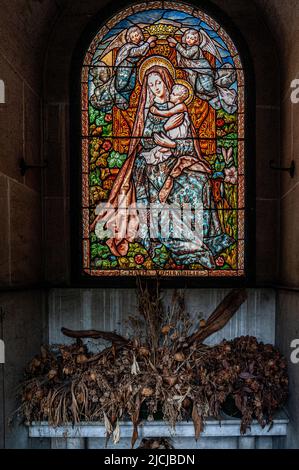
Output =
[
  {"x1": 0, "y1": 290, "x2": 48, "y2": 448},
  {"x1": 0, "y1": 0, "x2": 62, "y2": 449},
  {"x1": 48, "y1": 288, "x2": 276, "y2": 346},
  {"x1": 257, "y1": 0, "x2": 299, "y2": 449}
]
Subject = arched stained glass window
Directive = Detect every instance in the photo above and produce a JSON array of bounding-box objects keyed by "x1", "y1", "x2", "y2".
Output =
[{"x1": 81, "y1": 1, "x2": 247, "y2": 279}]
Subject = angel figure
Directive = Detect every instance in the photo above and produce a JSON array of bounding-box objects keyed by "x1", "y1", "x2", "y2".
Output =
[
  {"x1": 168, "y1": 29, "x2": 237, "y2": 114},
  {"x1": 91, "y1": 26, "x2": 156, "y2": 112}
]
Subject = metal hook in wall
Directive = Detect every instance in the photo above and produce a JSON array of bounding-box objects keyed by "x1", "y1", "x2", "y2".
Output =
[
  {"x1": 19, "y1": 158, "x2": 48, "y2": 176},
  {"x1": 269, "y1": 160, "x2": 295, "y2": 178}
]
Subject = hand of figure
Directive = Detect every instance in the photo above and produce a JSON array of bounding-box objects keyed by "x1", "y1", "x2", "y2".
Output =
[
  {"x1": 167, "y1": 37, "x2": 177, "y2": 47},
  {"x1": 150, "y1": 105, "x2": 158, "y2": 115},
  {"x1": 164, "y1": 113, "x2": 184, "y2": 132},
  {"x1": 154, "y1": 133, "x2": 176, "y2": 149},
  {"x1": 148, "y1": 35, "x2": 157, "y2": 43}
]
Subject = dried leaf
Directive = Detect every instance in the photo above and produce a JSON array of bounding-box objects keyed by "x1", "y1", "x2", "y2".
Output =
[
  {"x1": 192, "y1": 404, "x2": 203, "y2": 441},
  {"x1": 104, "y1": 412, "x2": 113, "y2": 435},
  {"x1": 131, "y1": 355, "x2": 140, "y2": 375},
  {"x1": 131, "y1": 425, "x2": 139, "y2": 449},
  {"x1": 187, "y1": 289, "x2": 247, "y2": 345},
  {"x1": 113, "y1": 420, "x2": 120, "y2": 444},
  {"x1": 131, "y1": 396, "x2": 141, "y2": 448}
]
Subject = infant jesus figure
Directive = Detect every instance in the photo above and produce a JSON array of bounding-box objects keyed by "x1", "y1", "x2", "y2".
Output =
[{"x1": 142, "y1": 83, "x2": 191, "y2": 165}]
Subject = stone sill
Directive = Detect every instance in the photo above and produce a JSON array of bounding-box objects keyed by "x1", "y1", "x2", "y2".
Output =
[
  {"x1": 27, "y1": 411, "x2": 288, "y2": 449},
  {"x1": 28, "y1": 412, "x2": 288, "y2": 439}
]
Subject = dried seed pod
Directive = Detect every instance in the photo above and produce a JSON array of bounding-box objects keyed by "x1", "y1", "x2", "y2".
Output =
[
  {"x1": 48, "y1": 369, "x2": 57, "y2": 380},
  {"x1": 61, "y1": 350, "x2": 71, "y2": 360},
  {"x1": 161, "y1": 325, "x2": 172, "y2": 335},
  {"x1": 90, "y1": 371, "x2": 97, "y2": 381},
  {"x1": 141, "y1": 387, "x2": 154, "y2": 397},
  {"x1": 76, "y1": 354, "x2": 88, "y2": 364},
  {"x1": 77, "y1": 392, "x2": 84, "y2": 404},
  {"x1": 174, "y1": 352, "x2": 185, "y2": 362},
  {"x1": 164, "y1": 375, "x2": 177, "y2": 387},
  {"x1": 139, "y1": 347, "x2": 150, "y2": 357},
  {"x1": 131, "y1": 355, "x2": 140, "y2": 375},
  {"x1": 63, "y1": 367, "x2": 72, "y2": 375}
]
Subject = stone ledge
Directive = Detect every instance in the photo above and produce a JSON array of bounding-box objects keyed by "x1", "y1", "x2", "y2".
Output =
[{"x1": 28, "y1": 411, "x2": 289, "y2": 439}]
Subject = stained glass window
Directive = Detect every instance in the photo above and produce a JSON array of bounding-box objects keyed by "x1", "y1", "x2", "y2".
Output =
[{"x1": 81, "y1": 1, "x2": 246, "y2": 278}]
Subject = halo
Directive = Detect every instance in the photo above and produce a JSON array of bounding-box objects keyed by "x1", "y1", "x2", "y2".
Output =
[
  {"x1": 175, "y1": 79, "x2": 194, "y2": 105},
  {"x1": 138, "y1": 56, "x2": 175, "y2": 84}
]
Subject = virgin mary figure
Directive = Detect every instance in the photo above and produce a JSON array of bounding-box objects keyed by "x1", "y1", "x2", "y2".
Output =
[{"x1": 92, "y1": 57, "x2": 234, "y2": 269}]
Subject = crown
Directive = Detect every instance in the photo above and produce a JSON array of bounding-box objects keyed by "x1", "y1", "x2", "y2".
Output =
[{"x1": 144, "y1": 24, "x2": 178, "y2": 39}]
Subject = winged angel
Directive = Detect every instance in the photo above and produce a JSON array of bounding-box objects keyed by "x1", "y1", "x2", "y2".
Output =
[
  {"x1": 90, "y1": 24, "x2": 237, "y2": 115},
  {"x1": 168, "y1": 28, "x2": 237, "y2": 114},
  {"x1": 90, "y1": 26, "x2": 156, "y2": 112}
]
